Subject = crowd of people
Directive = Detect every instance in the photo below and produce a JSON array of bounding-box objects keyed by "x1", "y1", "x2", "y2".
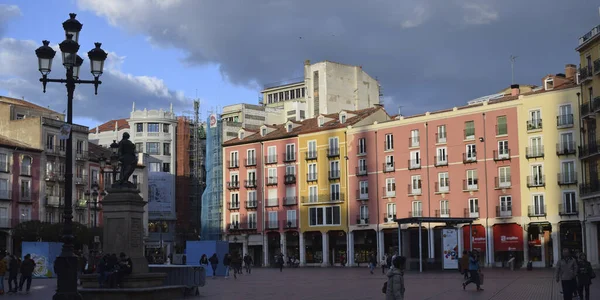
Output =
[
  {"x1": 556, "y1": 248, "x2": 596, "y2": 300},
  {"x1": 0, "y1": 252, "x2": 35, "y2": 294}
]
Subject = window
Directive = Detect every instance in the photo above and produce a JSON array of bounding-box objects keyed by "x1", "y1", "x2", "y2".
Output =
[
  {"x1": 412, "y1": 201, "x2": 422, "y2": 217},
  {"x1": 385, "y1": 178, "x2": 396, "y2": 197},
  {"x1": 148, "y1": 123, "x2": 159, "y2": 132},
  {"x1": 20, "y1": 179, "x2": 31, "y2": 200},
  {"x1": 544, "y1": 77, "x2": 554, "y2": 90},
  {"x1": 384, "y1": 155, "x2": 394, "y2": 171},
  {"x1": 0, "y1": 179, "x2": 9, "y2": 198},
  {"x1": 76, "y1": 140, "x2": 84, "y2": 154},
  {"x1": 136, "y1": 123, "x2": 144, "y2": 132},
  {"x1": 496, "y1": 116, "x2": 507, "y2": 135},
  {"x1": 309, "y1": 206, "x2": 341, "y2": 226},
  {"x1": 230, "y1": 173, "x2": 239, "y2": 184},
  {"x1": 287, "y1": 123, "x2": 293, "y2": 132},
  {"x1": 230, "y1": 151, "x2": 239, "y2": 167},
  {"x1": 268, "y1": 168, "x2": 277, "y2": 185},
  {"x1": 438, "y1": 172, "x2": 449, "y2": 192},
  {"x1": 530, "y1": 137, "x2": 543, "y2": 156},
  {"x1": 59, "y1": 139, "x2": 66, "y2": 151},
  {"x1": 437, "y1": 147, "x2": 447, "y2": 164},
  {"x1": 386, "y1": 203, "x2": 397, "y2": 221},
  {"x1": 267, "y1": 146, "x2": 277, "y2": 163},
  {"x1": 358, "y1": 138, "x2": 367, "y2": 155},
  {"x1": 561, "y1": 161, "x2": 576, "y2": 184},
  {"x1": 248, "y1": 212, "x2": 257, "y2": 228},
  {"x1": 261, "y1": 128, "x2": 267, "y2": 136},
  {"x1": 16, "y1": 114, "x2": 24, "y2": 120},
  {"x1": 230, "y1": 213, "x2": 240, "y2": 226},
  {"x1": 384, "y1": 134, "x2": 394, "y2": 151},
  {"x1": 286, "y1": 144, "x2": 295, "y2": 161},
  {"x1": 498, "y1": 167, "x2": 511, "y2": 187},
  {"x1": 162, "y1": 163, "x2": 170, "y2": 172},
  {"x1": 149, "y1": 162, "x2": 161, "y2": 172},
  {"x1": 465, "y1": 144, "x2": 477, "y2": 161},
  {"x1": 309, "y1": 186, "x2": 318, "y2": 203},
  {"x1": 0, "y1": 153, "x2": 7, "y2": 172},
  {"x1": 359, "y1": 181, "x2": 368, "y2": 199},
  {"x1": 163, "y1": 124, "x2": 170, "y2": 133},
  {"x1": 286, "y1": 210, "x2": 296, "y2": 227},
  {"x1": 330, "y1": 183, "x2": 341, "y2": 201},
  {"x1": 558, "y1": 104, "x2": 573, "y2": 127},
  {"x1": 359, "y1": 205, "x2": 369, "y2": 220},
  {"x1": 135, "y1": 143, "x2": 143, "y2": 153},
  {"x1": 409, "y1": 151, "x2": 420, "y2": 168},
  {"x1": 358, "y1": 159, "x2": 367, "y2": 174},
  {"x1": 440, "y1": 200, "x2": 450, "y2": 217},
  {"x1": 21, "y1": 156, "x2": 32, "y2": 176},
  {"x1": 328, "y1": 137, "x2": 339, "y2": 156},
  {"x1": 247, "y1": 170, "x2": 257, "y2": 184},
  {"x1": 308, "y1": 140, "x2": 317, "y2": 158},
  {"x1": 308, "y1": 163, "x2": 317, "y2": 181},
  {"x1": 466, "y1": 170, "x2": 478, "y2": 190},
  {"x1": 318, "y1": 117, "x2": 324, "y2": 127},
  {"x1": 497, "y1": 141, "x2": 509, "y2": 159},
  {"x1": 163, "y1": 143, "x2": 171, "y2": 156},
  {"x1": 340, "y1": 114, "x2": 347, "y2": 123},
  {"x1": 91, "y1": 170, "x2": 99, "y2": 184},
  {"x1": 531, "y1": 165, "x2": 543, "y2": 186},
  {"x1": 46, "y1": 134, "x2": 55, "y2": 150},
  {"x1": 411, "y1": 175, "x2": 422, "y2": 194},
  {"x1": 329, "y1": 160, "x2": 340, "y2": 178},
  {"x1": 563, "y1": 192, "x2": 577, "y2": 214},
  {"x1": 469, "y1": 198, "x2": 479, "y2": 217},
  {"x1": 410, "y1": 129, "x2": 420, "y2": 147},
  {"x1": 239, "y1": 131, "x2": 245, "y2": 139},
  {"x1": 528, "y1": 110, "x2": 542, "y2": 130},
  {"x1": 437, "y1": 125, "x2": 447, "y2": 143},
  {"x1": 19, "y1": 207, "x2": 31, "y2": 222},
  {"x1": 230, "y1": 193, "x2": 240, "y2": 208},
  {"x1": 532, "y1": 194, "x2": 545, "y2": 215},
  {"x1": 146, "y1": 142, "x2": 160, "y2": 154},
  {"x1": 132, "y1": 175, "x2": 138, "y2": 185},
  {"x1": 268, "y1": 211, "x2": 278, "y2": 228},
  {"x1": 464, "y1": 121, "x2": 475, "y2": 139},
  {"x1": 499, "y1": 195, "x2": 512, "y2": 217},
  {"x1": 559, "y1": 133, "x2": 574, "y2": 152}
]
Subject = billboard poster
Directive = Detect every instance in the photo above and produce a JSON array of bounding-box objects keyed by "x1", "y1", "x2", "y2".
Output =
[
  {"x1": 442, "y1": 229, "x2": 459, "y2": 270},
  {"x1": 148, "y1": 172, "x2": 175, "y2": 217},
  {"x1": 21, "y1": 242, "x2": 62, "y2": 278},
  {"x1": 209, "y1": 114, "x2": 217, "y2": 128}
]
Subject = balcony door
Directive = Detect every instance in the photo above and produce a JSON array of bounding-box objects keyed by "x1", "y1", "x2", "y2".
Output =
[
  {"x1": 560, "y1": 132, "x2": 574, "y2": 151},
  {"x1": 533, "y1": 194, "x2": 545, "y2": 215},
  {"x1": 387, "y1": 203, "x2": 396, "y2": 221},
  {"x1": 532, "y1": 165, "x2": 543, "y2": 185},
  {"x1": 561, "y1": 161, "x2": 575, "y2": 183}
]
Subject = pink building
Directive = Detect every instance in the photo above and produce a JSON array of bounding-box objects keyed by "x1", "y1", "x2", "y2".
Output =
[{"x1": 347, "y1": 101, "x2": 522, "y2": 268}]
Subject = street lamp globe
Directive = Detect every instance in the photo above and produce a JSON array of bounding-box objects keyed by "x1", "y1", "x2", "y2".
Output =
[
  {"x1": 34, "y1": 40, "x2": 56, "y2": 76},
  {"x1": 110, "y1": 140, "x2": 119, "y2": 172},
  {"x1": 99, "y1": 153, "x2": 107, "y2": 169},
  {"x1": 62, "y1": 13, "x2": 83, "y2": 44},
  {"x1": 87, "y1": 42, "x2": 108, "y2": 78},
  {"x1": 72, "y1": 55, "x2": 84, "y2": 80},
  {"x1": 59, "y1": 34, "x2": 80, "y2": 68}
]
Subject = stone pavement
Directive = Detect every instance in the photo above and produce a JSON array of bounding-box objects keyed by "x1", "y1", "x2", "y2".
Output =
[{"x1": 194, "y1": 267, "x2": 600, "y2": 300}]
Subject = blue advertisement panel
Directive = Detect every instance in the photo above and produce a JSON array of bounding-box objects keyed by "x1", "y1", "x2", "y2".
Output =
[
  {"x1": 186, "y1": 241, "x2": 229, "y2": 277},
  {"x1": 21, "y1": 242, "x2": 62, "y2": 278}
]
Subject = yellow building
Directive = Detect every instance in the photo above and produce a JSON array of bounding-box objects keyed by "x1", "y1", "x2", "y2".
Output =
[
  {"x1": 296, "y1": 107, "x2": 387, "y2": 266},
  {"x1": 576, "y1": 19, "x2": 600, "y2": 268},
  {"x1": 516, "y1": 71, "x2": 581, "y2": 268}
]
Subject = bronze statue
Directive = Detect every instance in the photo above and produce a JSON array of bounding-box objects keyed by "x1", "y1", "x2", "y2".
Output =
[{"x1": 116, "y1": 132, "x2": 137, "y2": 187}]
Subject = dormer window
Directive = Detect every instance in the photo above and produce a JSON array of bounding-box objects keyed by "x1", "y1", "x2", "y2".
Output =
[
  {"x1": 340, "y1": 112, "x2": 347, "y2": 124},
  {"x1": 544, "y1": 77, "x2": 554, "y2": 90},
  {"x1": 287, "y1": 123, "x2": 293, "y2": 133},
  {"x1": 318, "y1": 117, "x2": 324, "y2": 127},
  {"x1": 239, "y1": 131, "x2": 245, "y2": 140},
  {"x1": 261, "y1": 128, "x2": 267, "y2": 136}
]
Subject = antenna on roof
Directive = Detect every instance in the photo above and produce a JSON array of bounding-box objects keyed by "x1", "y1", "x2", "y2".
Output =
[
  {"x1": 398, "y1": 105, "x2": 403, "y2": 117},
  {"x1": 510, "y1": 55, "x2": 518, "y2": 84}
]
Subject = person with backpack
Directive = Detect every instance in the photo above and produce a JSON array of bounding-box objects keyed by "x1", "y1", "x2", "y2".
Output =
[
  {"x1": 18, "y1": 254, "x2": 35, "y2": 294},
  {"x1": 223, "y1": 253, "x2": 231, "y2": 278},
  {"x1": 208, "y1": 253, "x2": 219, "y2": 278},
  {"x1": 7, "y1": 254, "x2": 19, "y2": 294},
  {"x1": 576, "y1": 252, "x2": 595, "y2": 300},
  {"x1": 243, "y1": 253, "x2": 253, "y2": 274},
  {"x1": 384, "y1": 256, "x2": 406, "y2": 300}
]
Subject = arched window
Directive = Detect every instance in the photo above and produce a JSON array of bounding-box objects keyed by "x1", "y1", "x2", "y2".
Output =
[{"x1": 21, "y1": 156, "x2": 32, "y2": 176}]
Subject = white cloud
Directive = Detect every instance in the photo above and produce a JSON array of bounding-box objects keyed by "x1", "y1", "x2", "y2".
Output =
[
  {"x1": 0, "y1": 38, "x2": 190, "y2": 124},
  {"x1": 0, "y1": 4, "x2": 21, "y2": 37},
  {"x1": 462, "y1": 2, "x2": 499, "y2": 25}
]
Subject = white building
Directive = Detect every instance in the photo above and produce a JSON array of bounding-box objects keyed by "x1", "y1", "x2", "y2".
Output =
[{"x1": 221, "y1": 103, "x2": 267, "y2": 142}]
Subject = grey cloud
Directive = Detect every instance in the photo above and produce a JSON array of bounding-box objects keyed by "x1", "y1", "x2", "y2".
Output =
[{"x1": 78, "y1": 0, "x2": 598, "y2": 115}]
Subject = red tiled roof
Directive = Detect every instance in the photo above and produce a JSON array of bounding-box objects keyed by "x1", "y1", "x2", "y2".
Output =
[
  {"x1": 89, "y1": 118, "x2": 130, "y2": 133},
  {"x1": 0, "y1": 135, "x2": 42, "y2": 152},
  {"x1": 0, "y1": 96, "x2": 60, "y2": 115}
]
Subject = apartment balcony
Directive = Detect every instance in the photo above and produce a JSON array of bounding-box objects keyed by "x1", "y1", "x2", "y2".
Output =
[
  {"x1": 44, "y1": 172, "x2": 63, "y2": 182},
  {"x1": 383, "y1": 213, "x2": 396, "y2": 223},
  {"x1": 580, "y1": 99, "x2": 598, "y2": 118},
  {"x1": 407, "y1": 159, "x2": 421, "y2": 170},
  {"x1": 382, "y1": 162, "x2": 395, "y2": 173},
  {"x1": 558, "y1": 203, "x2": 579, "y2": 216},
  {"x1": 74, "y1": 175, "x2": 88, "y2": 186},
  {"x1": 300, "y1": 193, "x2": 345, "y2": 204},
  {"x1": 594, "y1": 58, "x2": 600, "y2": 75},
  {"x1": 306, "y1": 173, "x2": 317, "y2": 182},
  {"x1": 284, "y1": 174, "x2": 296, "y2": 184},
  {"x1": 228, "y1": 200, "x2": 241, "y2": 210},
  {"x1": 579, "y1": 65, "x2": 593, "y2": 83},
  {"x1": 305, "y1": 151, "x2": 317, "y2": 160},
  {"x1": 265, "y1": 220, "x2": 279, "y2": 230},
  {"x1": 528, "y1": 205, "x2": 547, "y2": 217},
  {"x1": 435, "y1": 133, "x2": 447, "y2": 144},
  {"x1": 462, "y1": 179, "x2": 478, "y2": 191},
  {"x1": 495, "y1": 124, "x2": 508, "y2": 136},
  {"x1": 75, "y1": 151, "x2": 88, "y2": 161},
  {"x1": 283, "y1": 196, "x2": 297, "y2": 206},
  {"x1": 356, "y1": 190, "x2": 369, "y2": 201},
  {"x1": 356, "y1": 145, "x2": 367, "y2": 156},
  {"x1": 0, "y1": 189, "x2": 11, "y2": 200},
  {"x1": 227, "y1": 160, "x2": 239, "y2": 169},
  {"x1": 407, "y1": 184, "x2": 421, "y2": 196},
  {"x1": 282, "y1": 219, "x2": 298, "y2": 229},
  {"x1": 463, "y1": 129, "x2": 475, "y2": 141},
  {"x1": 228, "y1": 222, "x2": 257, "y2": 231},
  {"x1": 434, "y1": 155, "x2": 448, "y2": 167},
  {"x1": 409, "y1": 136, "x2": 420, "y2": 148},
  {"x1": 462, "y1": 153, "x2": 477, "y2": 164},
  {"x1": 327, "y1": 147, "x2": 340, "y2": 158},
  {"x1": 328, "y1": 170, "x2": 341, "y2": 180},
  {"x1": 525, "y1": 146, "x2": 544, "y2": 159},
  {"x1": 356, "y1": 215, "x2": 369, "y2": 225},
  {"x1": 227, "y1": 181, "x2": 240, "y2": 190},
  {"x1": 244, "y1": 180, "x2": 257, "y2": 188},
  {"x1": 46, "y1": 147, "x2": 66, "y2": 157},
  {"x1": 493, "y1": 149, "x2": 511, "y2": 161},
  {"x1": 526, "y1": 175, "x2": 545, "y2": 188},
  {"x1": 435, "y1": 209, "x2": 450, "y2": 218},
  {"x1": 496, "y1": 206, "x2": 512, "y2": 218},
  {"x1": 495, "y1": 176, "x2": 511, "y2": 189},
  {"x1": 578, "y1": 143, "x2": 600, "y2": 159},
  {"x1": 464, "y1": 208, "x2": 479, "y2": 218},
  {"x1": 244, "y1": 158, "x2": 257, "y2": 167},
  {"x1": 265, "y1": 155, "x2": 278, "y2": 164},
  {"x1": 557, "y1": 172, "x2": 577, "y2": 185},
  {"x1": 265, "y1": 177, "x2": 278, "y2": 186},
  {"x1": 580, "y1": 181, "x2": 600, "y2": 197},
  {"x1": 283, "y1": 153, "x2": 296, "y2": 163},
  {"x1": 382, "y1": 187, "x2": 396, "y2": 198},
  {"x1": 356, "y1": 167, "x2": 368, "y2": 176},
  {"x1": 434, "y1": 182, "x2": 449, "y2": 193},
  {"x1": 527, "y1": 119, "x2": 543, "y2": 131},
  {"x1": 556, "y1": 142, "x2": 577, "y2": 156},
  {"x1": 245, "y1": 200, "x2": 257, "y2": 209},
  {"x1": 265, "y1": 198, "x2": 279, "y2": 207},
  {"x1": 556, "y1": 114, "x2": 574, "y2": 128},
  {"x1": 409, "y1": 210, "x2": 422, "y2": 218}
]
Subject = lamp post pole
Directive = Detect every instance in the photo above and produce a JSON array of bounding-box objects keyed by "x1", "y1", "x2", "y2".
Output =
[{"x1": 35, "y1": 13, "x2": 107, "y2": 300}]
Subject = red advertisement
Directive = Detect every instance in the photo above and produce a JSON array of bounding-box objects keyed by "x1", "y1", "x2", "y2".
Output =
[
  {"x1": 493, "y1": 223, "x2": 524, "y2": 251},
  {"x1": 462, "y1": 224, "x2": 486, "y2": 252}
]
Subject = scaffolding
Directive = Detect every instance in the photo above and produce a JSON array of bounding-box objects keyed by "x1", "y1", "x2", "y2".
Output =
[{"x1": 200, "y1": 107, "x2": 223, "y2": 241}]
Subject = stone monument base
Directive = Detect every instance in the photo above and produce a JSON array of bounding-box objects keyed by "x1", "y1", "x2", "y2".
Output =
[{"x1": 79, "y1": 273, "x2": 185, "y2": 300}]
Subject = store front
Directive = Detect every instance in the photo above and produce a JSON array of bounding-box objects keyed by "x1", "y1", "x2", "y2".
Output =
[
  {"x1": 493, "y1": 223, "x2": 524, "y2": 268},
  {"x1": 284, "y1": 231, "x2": 300, "y2": 260},
  {"x1": 353, "y1": 229, "x2": 376, "y2": 265},
  {"x1": 462, "y1": 224, "x2": 486, "y2": 264},
  {"x1": 327, "y1": 231, "x2": 347, "y2": 265},
  {"x1": 407, "y1": 227, "x2": 429, "y2": 270},
  {"x1": 559, "y1": 221, "x2": 582, "y2": 254},
  {"x1": 266, "y1": 231, "x2": 281, "y2": 266},
  {"x1": 527, "y1": 222, "x2": 553, "y2": 268},
  {"x1": 304, "y1": 231, "x2": 322, "y2": 264},
  {"x1": 383, "y1": 228, "x2": 399, "y2": 255}
]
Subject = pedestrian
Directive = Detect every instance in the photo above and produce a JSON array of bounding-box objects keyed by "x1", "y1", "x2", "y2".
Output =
[
  {"x1": 555, "y1": 248, "x2": 578, "y2": 300},
  {"x1": 459, "y1": 250, "x2": 470, "y2": 280},
  {"x1": 208, "y1": 253, "x2": 218, "y2": 278},
  {"x1": 462, "y1": 251, "x2": 483, "y2": 291},
  {"x1": 340, "y1": 253, "x2": 346, "y2": 267},
  {"x1": 385, "y1": 256, "x2": 406, "y2": 300},
  {"x1": 115, "y1": 253, "x2": 133, "y2": 288},
  {"x1": 0, "y1": 252, "x2": 6, "y2": 294},
  {"x1": 381, "y1": 254, "x2": 388, "y2": 274},
  {"x1": 7, "y1": 254, "x2": 19, "y2": 294},
  {"x1": 223, "y1": 253, "x2": 231, "y2": 278},
  {"x1": 199, "y1": 254, "x2": 209, "y2": 267},
  {"x1": 243, "y1": 254, "x2": 253, "y2": 274},
  {"x1": 278, "y1": 253, "x2": 284, "y2": 272},
  {"x1": 507, "y1": 252, "x2": 516, "y2": 271},
  {"x1": 96, "y1": 255, "x2": 108, "y2": 288},
  {"x1": 230, "y1": 253, "x2": 241, "y2": 279},
  {"x1": 369, "y1": 253, "x2": 377, "y2": 274},
  {"x1": 18, "y1": 254, "x2": 35, "y2": 294},
  {"x1": 576, "y1": 252, "x2": 595, "y2": 300}
]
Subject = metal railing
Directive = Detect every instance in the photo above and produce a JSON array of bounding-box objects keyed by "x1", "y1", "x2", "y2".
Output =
[
  {"x1": 462, "y1": 179, "x2": 478, "y2": 191},
  {"x1": 556, "y1": 142, "x2": 576, "y2": 156},
  {"x1": 227, "y1": 160, "x2": 239, "y2": 169},
  {"x1": 245, "y1": 200, "x2": 257, "y2": 209},
  {"x1": 407, "y1": 159, "x2": 421, "y2": 170},
  {"x1": 300, "y1": 193, "x2": 345, "y2": 204},
  {"x1": 526, "y1": 175, "x2": 545, "y2": 188},
  {"x1": 528, "y1": 205, "x2": 546, "y2": 217},
  {"x1": 356, "y1": 189, "x2": 369, "y2": 200},
  {"x1": 383, "y1": 213, "x2": 396, "y2": 223},
  {"x1": 525, "y1": 146, "x2": 544, "y2": 159},
  {"x1": 306, "y1": 173, "x2": 318, "y2": 182},
  {"x1": 496, "y1": 206, "x2": 512, "y2": 218},
  {"x1": 228, "y1": 222, "x2": 257, "y2": 231},
  {"x1": 382, "y1": 162, "x2": 395, "y2": 173},
  {"x1": 282, "y1": 219, "x2": 298, "y2": 229},
  {"x1": 283, "y1": 196, "x2": 297, "y2": 205},
  {"x1": 265, "y1": 198, "x2": 279, "y2": 207},
  {"x1": 283, "y1": 153, "x2": 296, "y2": 162},
  {"x1": 556, "y1": 114, "x2": 574, "y2": 127},
  {"x1": 327, "y1": 147, "x2": 340, "y2": 157},
  {"x1": 356, "y1": 167, "x2": 368, "y2": 176},
  {"x1": 75, "y1": 150, "x2": 88, "y2": 161},
  {"x1": 266, "y1": 177, "x2": 278, "y2": 186},
  {"x1": 435, "y1": 155, "x2": 448, "y2": 166},
  {"x1": 462, "y1": 153, "x2": 477, "y2": 164},
  {"x1": 244, "y1": 158, "x2": 257, "y2": 167},
  {"x1": 408, "y1": 183, "x2": 421, "y2": 195},
  {"x1": 284, "y1": 174, "x2": 296, "y2": 184},
  {"x1": 265, "y1": 220, "x2": 279, "y2": 230},
  {"x1": 382, "y1": 187, "x2": 396, "y2": 197},
  {"x1": 244, "y1": 180, "x2": 257, "y2": 188},
  {"x1": 557, "y1": 172, "x2": 577, "y2": 185},
  {"x1": 435, "y1": 182, "x2": 449, "y2": 193},
  {"x1": 559, "y1": 203, "x2": 579, "y2": 216},
  {"x1": 526, "y1": 119, "x2": 543, "y2": 131},
  {"x1": 493, "y1": 149, "x2": 510, "y2": 161},
  {"x1": 580, "y1": 181, "x2": 600, "y2": 196},
  {"x1": 329, "y1": 170, "x2": 341, "y2": 180},
  {"x1": 495, "y1": 176, "x2": 511, "y2": 189},
  {"x1": 409, "y1": 210, "x2": 422, "y2": 217},
  {"x1": 305, "y1": 151, "x2": 317, "y2": 160},
  {"x1": 356, "y1": 215, "x2": 369, "y2": 225},
  {"x1": 265, "y1": 155, "x2": 277, "y2": 164},
  {"x1": 435, "y1": 209, "x2": 450, "y2": 218},
  {"x1": 464, "y1": 207, "x2": 479, "y2": 218},
  {"x1": 228, "y1": 201, "x2": 240, "y2": 210},
  {"x1": 227, "y1": 181, "x2": 240, "y2": 189}
]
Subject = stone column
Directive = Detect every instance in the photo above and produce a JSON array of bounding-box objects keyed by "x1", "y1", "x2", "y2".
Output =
[
  {"x1": 487, "y1": 226, "x2": 494, "y2": 267},
  {"x1": 263, "y1": 234, "x2": 270, "y2": 267},
  {"x1": 587, "y1": 222, "x2": 599, "y2": 267},
  {"x1": 552, "y1": 223, "x2": 559, "y2": 267},
  {"x1": 299, "y1": 232, "x2": 306, "y2": 266},
  {"x1": 377, "y1": 230, "x2": 385, "y2": 260},
  {"x1": 348, "y1": 231, "x2": 355, "y2": 266},
  {"x1": 280, "y1": 232, "x2": 287, "y2": 257},
  {"x1": 242, "y1": 235, "x2": 248, "y2": 257},
  {"x1": 321, "y1": 231, "x2": 329, "y2": 267},
  {"x1": 457, "y1": 226, "x2": 463, "y2": 257},
  {"x1": 428, "y1": 227, "x2": 435, "y2": 259},
  {"x1": 522, "y1": 226, "x2": 529, "y2": 267}
]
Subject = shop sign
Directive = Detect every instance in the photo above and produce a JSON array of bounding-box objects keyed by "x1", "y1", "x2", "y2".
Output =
[
  {"x1": 493, "y1": 223, "x2": 524, "y2": 251},
  {"x1": 462, "y1": 225, "x2": 486, "y2": 252}
]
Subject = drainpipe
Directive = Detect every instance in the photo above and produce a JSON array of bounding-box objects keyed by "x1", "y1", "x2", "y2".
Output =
[
  {"x1": 260, "y1": 141, "x2": 266, "y2": 266},
  {"x1": 482, "y1": 112, "x2": 491, "y2": 266},
  {"x1": 576, "y1": 92, "x2": 587, "y2": 252},
  {"x1": 344, "y1": 130, "x2": 352, "y2": 265},
  {"x1": 424, "y1": 122, "x2": 432, "y2": 262},
  {"x1": 374, "y1": 131, "x2": 381, "y2": 258}
]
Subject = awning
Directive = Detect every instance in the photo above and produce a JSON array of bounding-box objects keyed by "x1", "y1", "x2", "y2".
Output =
[
  {"x1": 493, "y1": 223, "x2": 523, "y2": 252},
  {"x1": 462, "y1": 224, "x2": 486, "y2": 252}
]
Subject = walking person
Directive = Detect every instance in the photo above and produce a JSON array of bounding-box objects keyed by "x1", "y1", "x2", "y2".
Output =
[
  {"x1": 381, "y1": 254, "x2": 388, "y2": 274},
  {"x1": 18, "y1": 254, "x2": 35, "y2": 294},
  {"x1": 576, "y1": 252, "x2": 595, "y2": 300},
  {"x1": 199, "y1": 254, "x2": 209, "y2": 267},
  {"x1": 7, "y1": 254, "x2": 19, "y2": 294},
  {"x1": 369, "y1": 253, "x2": 377, "y2": 275},
  {"x1": 208, "y1": 253, "x2": 219, "y2": 278},
  {"x1": 243, "y1": 253, "x2": 253, "y2": 274},
  {"x1": 460, "y1": 250, "x2": 470, "y2": 280},
  {"x1": 0, "y1": 252, "x2": 6, "y2": 294},
  {"x1": 385, "y1": 256, "x2": 406, "y2": 300},
  {"x1": 223, "y1": 253, "x2": 231, "y2": 279},
  {"x1": 278, "y1": 253, "x2": 285, "y2": 272},
  {"x1": 556, "y1": 248, "x2": 578, "y2": 300},
  {"x1": 462, "y1": 251, "x2": 483, "y2": 291},
  {"x1": 231, "y1": 253, "x2": 241, "y2": 279}
]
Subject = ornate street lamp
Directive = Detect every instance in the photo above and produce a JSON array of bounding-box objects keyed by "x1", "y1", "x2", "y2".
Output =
[
  {"x1": 34, "y1": 13, "x2": 107, "y2": 300},
  {"x1": 110, "y1": 140, "x2": 119, "y2": 184}
]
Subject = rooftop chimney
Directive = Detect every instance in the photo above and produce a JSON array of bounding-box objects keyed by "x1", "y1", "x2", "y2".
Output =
[
  {"x1": 511, "y1": 84, "x2": 520, "y2": 96},
  {"x1": 304, "y1": 59, "x2": 311, "y2": 66},
  {"x1": 565, "y1": 64, "x2": 577, "y2": 81}
]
